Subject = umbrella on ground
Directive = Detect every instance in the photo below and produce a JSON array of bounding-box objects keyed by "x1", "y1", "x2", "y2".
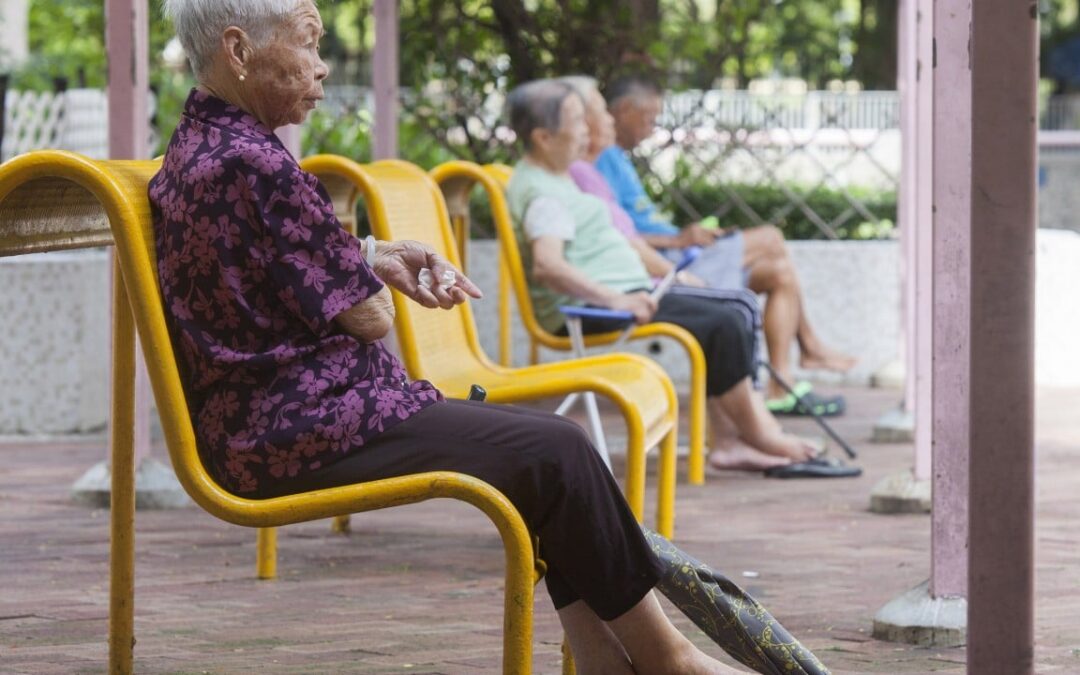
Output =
[{"x1": 643, "y1": 527, "x2": 830, "y2": 675}]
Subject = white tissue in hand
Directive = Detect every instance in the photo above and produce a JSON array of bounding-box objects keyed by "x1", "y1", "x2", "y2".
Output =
[
  {"x1": 418, "y1": 268, "x2": 434, "y2": 288},
  {"x1": 418, "y1": 268, "x2": 457, "y2": 291}
]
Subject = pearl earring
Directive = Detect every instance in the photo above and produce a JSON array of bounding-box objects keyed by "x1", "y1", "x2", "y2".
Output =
[{"x1": 239, "y1": 74, "x2": 246, "y2": 82}]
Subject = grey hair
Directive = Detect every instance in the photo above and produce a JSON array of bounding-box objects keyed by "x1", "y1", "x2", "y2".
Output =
[
  {"x1": 162, "y1": 0, "x2": 309, "y2": 77},
  {"x1": 558, "y1": 76, "x2": 600, "y2": 103},
  {"x1": 605, "y1": 74, "x2": 663, "y2": 107},
  {"x1": 506, "y1": 79, "x2": 581, "y2": 150}
]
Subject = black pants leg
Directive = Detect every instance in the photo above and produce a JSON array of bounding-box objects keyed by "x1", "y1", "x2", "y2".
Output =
[
  {"x1": 571, "y1": 293, "x2": 755, "y2": 397},
  {"x1": 257, "y1": 399, "x2": 663, "y2": 621},
  {"x1": 652, "y1": 293, "x2": 754, "y2": 395}
]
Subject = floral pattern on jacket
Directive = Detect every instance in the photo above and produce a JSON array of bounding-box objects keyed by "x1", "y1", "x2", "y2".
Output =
[{"x1": 150, "y1": 89, "x2": 441, "y2": 495}]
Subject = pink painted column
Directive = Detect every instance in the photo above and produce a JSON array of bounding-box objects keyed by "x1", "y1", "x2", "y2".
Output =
[
  {"x1": 966, "y1": 0, "x2": 1038, "y2": 670},
  {"x1": 372, "y1": 0, "x2": 399, "y2": 160},
  {"x1": 896, "y1": 0, "x2": 916, "y2": 431},
  {"x1": 106, "y1": 0, "x2": 152, "y2": 463},
  {"x1": 929, "y1": 0, "x2": 970, "y2": 599},
  {"x1": 370, "y1": 0, "x2": 402, "y2": 359},
  {"x1": 912, "y1": 0, "x2": 933, "y2": 482}
]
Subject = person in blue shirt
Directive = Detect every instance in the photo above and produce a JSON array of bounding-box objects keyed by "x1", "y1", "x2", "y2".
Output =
[{"x1": 595, "y1": 74, "x2": 856, "y2": 413}]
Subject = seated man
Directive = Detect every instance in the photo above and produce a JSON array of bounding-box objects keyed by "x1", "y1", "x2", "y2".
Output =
[
  {"x1": 505, "y1": 78, "x2": 819, "y2": 470},
  {"x1": 595, "y1": 74, "x2": 856, "y2": 413}
]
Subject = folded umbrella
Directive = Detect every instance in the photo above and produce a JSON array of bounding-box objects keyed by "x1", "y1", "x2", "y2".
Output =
[{"x1": 642, "y1": 527, "x2": 830, "y2": 675}]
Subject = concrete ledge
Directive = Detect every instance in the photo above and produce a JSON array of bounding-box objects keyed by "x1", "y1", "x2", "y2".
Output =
[
  {"x1": 71, "y1": 457, "x2": 191, "y2": 510},
  {"x1": 872, "y1": 405, "x2": 914, "y2": 443},
  {"x1": 873, "y1": 580, "x2": 966, "y2": 647},
  {"x1": 465, "y1": 239, "x2": 902, "y2": 388},
  {"x1": 869, "y1": 469, "x2": 930, "y2": 514},
  {"x1": 0, "y1": 251, "x2": 109, "y2": 434}
]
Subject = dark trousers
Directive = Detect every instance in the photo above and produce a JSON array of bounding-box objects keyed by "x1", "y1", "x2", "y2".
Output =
[
  {"x1": 257, "y1": 399, "x2": 663, "y2": 621},
  {"x1": 570, "y1": 292, "x2": 755, "y2": 396}
]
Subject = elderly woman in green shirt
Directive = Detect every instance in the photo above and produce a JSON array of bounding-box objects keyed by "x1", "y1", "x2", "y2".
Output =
[{"x1": 506, "y1": 79, "x2": 819, "y2": 471}]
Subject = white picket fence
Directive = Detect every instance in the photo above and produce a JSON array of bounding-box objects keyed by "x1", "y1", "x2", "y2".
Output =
[{"x1": 1, "y1": 88, "x2": 156, "y2": 161}]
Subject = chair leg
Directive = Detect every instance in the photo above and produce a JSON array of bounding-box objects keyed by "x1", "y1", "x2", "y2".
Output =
[
  {"x1": 623, "y1": 428, "x2": 646, "y2": 523},
  {"x1": 656, "y1": 431, "x2": 677, "y2": 539},
  {"x1": 561, "y1": 636, "x2": 576, "y2": 675},
  {"x1": 565, "y1": 318, "x2": 610, "y2": 463},
  {"x1": 109, "y1": 269, "x2": 137, "y2": 675},
  {"x1": 256, "y1": 527, "x2": 277, "y2": 580},
  {"x1": 687, "y1": 359, "x2": 708, "y2": 486},
  {"x1": 331, "y1": 514, "x2": 351, "y2": 533},
  {"x1": 581, "y1": 392, "x2": 611, "y2": 470}
]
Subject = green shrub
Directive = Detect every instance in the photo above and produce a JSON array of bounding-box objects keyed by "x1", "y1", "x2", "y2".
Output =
[
  {"x1": 642, "y1": 159, "x2": 897, "y2": 240},
  {"x1": 657, "y1": 179, "x2": 897, "y2": 240}
]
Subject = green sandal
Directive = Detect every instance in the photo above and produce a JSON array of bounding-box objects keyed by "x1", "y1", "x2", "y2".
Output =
[{"x1": 766, "y1": 381, "x2": 846, "y2": 417}]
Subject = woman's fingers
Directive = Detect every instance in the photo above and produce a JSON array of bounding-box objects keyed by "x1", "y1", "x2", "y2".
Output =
[
  {"x1": 429, "y1": 259, "x2": 483, "y2": 301},
  {"x1": 411, "y1": 283, "x2": 442, "y2": 308}
]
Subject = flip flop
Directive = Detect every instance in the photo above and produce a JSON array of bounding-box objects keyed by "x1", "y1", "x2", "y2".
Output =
[
  {"x1": 766, "y1": 381, "x2": 846, "y2": 417},
  {"x1": 763, "y1": 456, "x2": 862, "y2": 479}
]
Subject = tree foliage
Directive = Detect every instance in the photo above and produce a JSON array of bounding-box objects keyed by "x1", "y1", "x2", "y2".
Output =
[{"x1": 7, "y1": 0, "x2": 1079, "y2": 161}]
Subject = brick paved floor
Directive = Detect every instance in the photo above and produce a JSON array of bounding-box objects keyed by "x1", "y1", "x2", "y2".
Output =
[{"x1": 2, "y1": 386, "x2": 1079, "y2": 674}]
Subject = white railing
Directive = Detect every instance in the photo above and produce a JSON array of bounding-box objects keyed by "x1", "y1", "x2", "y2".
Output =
[
  {"x1": 661, "y1": 90, "x2": 901, "y2": 131},
  {"x1": 2, "y1": 88, "x2": 156, "y2": 161}
]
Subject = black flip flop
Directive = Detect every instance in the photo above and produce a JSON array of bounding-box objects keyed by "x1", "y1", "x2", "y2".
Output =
[{"x1": 764, "y1": 456, "x2": 862, "y2": 479}]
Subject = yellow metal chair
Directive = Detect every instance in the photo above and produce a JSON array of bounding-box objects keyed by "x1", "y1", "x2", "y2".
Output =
[
  {"x1": 433, "y1": 161, "x2": 710, "y2": 486},
  {"x1": 0, "y1": 150, "x2": 537, "y2": 675},
  {"x1": 299, "y1": 154, "x2": 679, "y2": 540}
]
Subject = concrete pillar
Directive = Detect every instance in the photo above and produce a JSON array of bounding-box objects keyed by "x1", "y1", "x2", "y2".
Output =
[
  {"x1": 929, "y1": 0, "x2": 971, "y2": 601},
  {"x1": 869, "y1": 0, "x2": 931, "y2": 514},
  {"x1": 72, "y1": 0, "x2": 188, "y2": 510},
  {"x1": 873, "y1": 0, "x2": 969, "y2": 645},
  {"x1": 871, "y1": 0, "x2": 918, "y2": 448},
  {"x1": 372, "y1": 0, "x2": 399, "y2": 160},
  {"x1": 966, "y1": 1, "x2": 1038, "y2": 671}
]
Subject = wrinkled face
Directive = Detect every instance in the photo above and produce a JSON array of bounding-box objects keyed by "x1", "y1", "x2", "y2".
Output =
[
  {"x1": 244, "y1": 0, "x2": 329, "y2": 128},
  {"x1": 531, "y1": 93, "x2": 589, "y2": 171},
  {"x1": 610, "y1": 92, "x2": 662, "y2": 149},
  {"x1": 583, "y1": 89, "x2": 616, "y2": 156}
]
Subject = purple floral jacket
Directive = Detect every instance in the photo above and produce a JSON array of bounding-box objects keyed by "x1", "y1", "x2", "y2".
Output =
[{"x1": 149, "y1": 90, "x2": 442, "y2": 495}]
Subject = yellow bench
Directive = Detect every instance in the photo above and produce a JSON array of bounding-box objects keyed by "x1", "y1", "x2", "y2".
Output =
[
  {"x1": 0, "y1": 150, "x2": 537, "y2": 674},
  {"x1": 298, "y1": 154, "x2": 679, "y2": 539},
  {"x1": 433, "y1": 161, "x2": 710, "y2": 486}
]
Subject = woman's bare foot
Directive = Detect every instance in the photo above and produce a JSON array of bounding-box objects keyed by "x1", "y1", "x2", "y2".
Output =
[
  {"x1": 751, "y1": 432, "x2": 820, "y2": 462},
  {"x1": 708, "y1": 443, "x2": 790, "y2": 471},
  {"x1": 800, "y1": 347, "x2": 857, "y2": 373}
]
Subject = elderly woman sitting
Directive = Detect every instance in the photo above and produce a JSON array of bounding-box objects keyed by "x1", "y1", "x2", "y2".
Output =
[
  {"x1": 505, "y1": 79, "x2": 819, "y2": 470},
  {"x1": 152, "y1": 1, "x2": 745, "y2": 673}
]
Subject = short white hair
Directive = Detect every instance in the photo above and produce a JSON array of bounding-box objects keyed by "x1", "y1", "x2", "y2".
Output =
[
  {"x1": 558, "y1": 76, "x2": 600, "y2": 102},
  {"x1": 163, "y1": 0, "x2": 308, "y2": 77}
]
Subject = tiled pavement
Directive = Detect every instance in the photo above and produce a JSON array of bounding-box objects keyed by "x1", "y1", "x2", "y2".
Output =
[{"x1": 2, "y1": 386, "x2": 1079, "y2": 674}]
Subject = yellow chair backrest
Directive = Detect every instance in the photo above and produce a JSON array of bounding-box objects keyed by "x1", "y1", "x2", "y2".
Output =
[
  {"x1": 301, "y1": 155, "x2": 497, "y2": 388},
  {"x1": 433, "y1": 161, "x2": 569, "y2": 358}
]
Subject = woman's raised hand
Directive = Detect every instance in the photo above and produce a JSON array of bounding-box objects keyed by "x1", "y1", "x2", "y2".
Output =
[{"x1": 371, "y1": 240, "x2": 483, "y2": 309}]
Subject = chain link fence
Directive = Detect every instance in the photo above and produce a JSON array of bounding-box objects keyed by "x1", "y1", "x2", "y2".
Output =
[
  {"x1": 311, "y1": 85, "x2": 903, "y2": 240},
  {"x1": 635, "y1": 90, "x2": 900, "y2": 240}
]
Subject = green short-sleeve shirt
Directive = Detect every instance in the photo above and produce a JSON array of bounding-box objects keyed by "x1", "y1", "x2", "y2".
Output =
[{"x1": 506, "y1": 160, "x2": 651, "y2": 333}]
